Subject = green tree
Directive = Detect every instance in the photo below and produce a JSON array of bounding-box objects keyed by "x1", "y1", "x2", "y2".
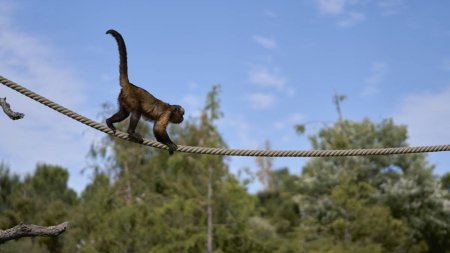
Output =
[
  {"x1": 256, "y1": 168, "x2": 301, "y2": 235},
  {"x1": 295, "y1": 119, "x2": 449, "y2": 252},
  {"x1": 290, "y1": 177, "x2": 428, "y2": 252},
  {"x1": 65, "y1": 85, "x2": 261, "y2": 253},
  {"x1": 441, "y1": 172, "x2": 450, "y2": 191},
  {"x1": 0, "y1": 164, "x2": 77, "y2": 253},
  {"x1": 0, "y1": 163, "x2": 20, "y2": 228}
]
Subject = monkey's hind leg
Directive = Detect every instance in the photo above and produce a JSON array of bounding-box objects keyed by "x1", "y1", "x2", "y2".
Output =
[
  {"x1": 106, "y1": 106, "x2": 130, "y2": 133},
  {"x1": 127, "y1": 112, "x2": 143, "y2": 143}
]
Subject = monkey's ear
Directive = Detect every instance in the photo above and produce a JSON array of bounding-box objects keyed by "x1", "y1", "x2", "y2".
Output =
[{"x1": 171, "y1": 105, "x2": 184, "y2": 114}]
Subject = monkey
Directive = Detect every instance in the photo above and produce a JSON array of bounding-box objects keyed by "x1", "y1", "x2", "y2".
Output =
[{"x1": 105, "y1": 29, "x2": 185, "y2": 154}]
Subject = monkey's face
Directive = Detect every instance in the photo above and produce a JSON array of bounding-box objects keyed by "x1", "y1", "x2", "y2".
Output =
[{"x1": 170, "y1": 105, "x2": 185, "y2": 124}]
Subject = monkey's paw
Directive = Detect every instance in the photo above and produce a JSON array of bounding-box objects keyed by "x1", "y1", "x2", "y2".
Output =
[
  {"x1": 168, "y1": 143, "x2": 178, "y2": 155},
  {"x1": 106, "y1": 120, "x2": 116, "y2": 133},
  {"x1": 128, "y1": 132, "x2": 143, "y2": 143}
]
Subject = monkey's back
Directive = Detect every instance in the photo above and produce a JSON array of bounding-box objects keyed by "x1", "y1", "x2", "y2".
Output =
[{"x1": 120, "y1": 83, "x2": 170, "y2": 121}]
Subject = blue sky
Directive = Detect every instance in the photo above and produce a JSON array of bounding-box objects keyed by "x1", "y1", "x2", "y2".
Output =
[{"x1": 1, "y1": 0, "x2": 450, "y2": 193}]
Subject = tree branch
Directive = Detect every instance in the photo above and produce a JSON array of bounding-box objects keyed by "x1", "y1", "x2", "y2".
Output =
[
  {"x1": 0, "y1": 97, "x2": 24, "y2": 120},
  {"x1": 0, "y1": 222, "x2": 69, "y2": 244}
]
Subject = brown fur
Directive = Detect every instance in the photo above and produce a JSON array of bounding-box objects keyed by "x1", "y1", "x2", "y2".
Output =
[{"x1": 105, "y1": 29, "x2": 184, "y2": 154}]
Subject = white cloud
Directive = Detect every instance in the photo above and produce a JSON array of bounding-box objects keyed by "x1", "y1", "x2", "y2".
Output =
[
  {"x1": 316, "y1": 0, "x2": 405, "y2": 27},
  {"x1": 315, "y1": 0, "x2": 367, "y2": 27},
  {"x1": 395, "y1": 86, "x2": 450, "y2": 146},
  {"x1": 377, "y1": 0, "x2": 405, "y2": 15},
  {"x1": 246, "y1": 92, "x2": 276, "y2": 110},
  {"x1": 182, "y1": 94, "x2": 202, "y2": 117},
  {"x1": 336, "y1": 11, "x2": 366, "y2": 27},
  {"x1": 362, "y1": 61, "x2": 387, "y2": 96},
  {"x1": 288, "y1": 113, "x2": 304, "y2": 123},
  {"x1": 100, "y1": 73, "x2": 114, "y2": 82},
  {"x1": 182, "y1": 94, "x2": 201, "y2": 108},
  {"x1": 221, "y1": 115, "x2": 259, "y2": 148},
  {"x1": 0, "y1": 1, "x2": 92, "y2": 193},
  {"x1": 315, "y1": 0, "x2": 364, "y2": 15},
  {"x1": 274, "y1": 121, "x2": 285, "y2": 130},
  {"x1": 248, "y1": 66, "x2": 286, "y2": 90},
  {"x1": 188, "y1": 81, "x2": 200, "y2": 90},
  {"x1": 253, "y1": 35, "x2": 277, "y2": 50},
  {"x1": 273, "y1": 113, "x2": 305, "y2": 130},
  {"x1": 316, "y1": 0, "x2": 348, "y2": 15},
  {"x1": 247, "y1": 66, "x2": 295, "y2": 96}
]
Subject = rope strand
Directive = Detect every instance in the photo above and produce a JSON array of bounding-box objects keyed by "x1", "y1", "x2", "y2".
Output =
[{"x1": 2, "y1": 75, "x2": 450, "y2": 157}]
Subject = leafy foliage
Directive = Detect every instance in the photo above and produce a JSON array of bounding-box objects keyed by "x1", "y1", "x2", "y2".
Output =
[
  {"x1": 1, "y1": 91, "x2": 450, "y2": 253},
  {"x1": 294, "y1": 119, "x2": 450, "y2": 252}
]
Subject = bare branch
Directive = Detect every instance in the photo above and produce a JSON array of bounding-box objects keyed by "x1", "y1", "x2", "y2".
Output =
[
  {"x1": 0, "y1": 97, "x2": 24, "y2": 120},
  {"x1": 0, "y1": 222, "x2": 68, "y2": 244}
]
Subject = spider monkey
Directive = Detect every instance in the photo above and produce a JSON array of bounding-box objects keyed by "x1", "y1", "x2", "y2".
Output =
[{"x1": 105, "y1": 29, "x2": 185, "y2": 154}]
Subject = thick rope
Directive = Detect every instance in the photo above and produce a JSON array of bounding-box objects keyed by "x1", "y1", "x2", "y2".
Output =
[{"x1": 1, "y1": 75, "x2": 450, "y2": 157}]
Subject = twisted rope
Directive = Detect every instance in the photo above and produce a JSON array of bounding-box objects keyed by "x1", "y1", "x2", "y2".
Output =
[{"x1": 1, "y1": 75, "x2": 450, "y2": 157}]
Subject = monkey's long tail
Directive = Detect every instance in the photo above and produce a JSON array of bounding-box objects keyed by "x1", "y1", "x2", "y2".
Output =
[{"x1": 106, "y1": 29, "x2": 129, "y2": 87}]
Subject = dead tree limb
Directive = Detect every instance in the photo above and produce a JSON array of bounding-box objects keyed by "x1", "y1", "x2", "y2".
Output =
[
  {"x1": 0, "y1": 222, "x2": 69, "y2": 244},
  {"x1": 0, "y1": 97, "x2": 24, "y2": 120}
]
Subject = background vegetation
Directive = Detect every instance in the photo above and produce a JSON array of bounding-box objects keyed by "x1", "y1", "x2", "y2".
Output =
[{"x1": 1, "y1": 86, "x2": 450, "y2": 253}]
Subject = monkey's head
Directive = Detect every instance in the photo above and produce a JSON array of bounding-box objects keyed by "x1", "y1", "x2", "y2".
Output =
[{"x1": 170, "y1": 105, "x2": 185, "y2": 124}]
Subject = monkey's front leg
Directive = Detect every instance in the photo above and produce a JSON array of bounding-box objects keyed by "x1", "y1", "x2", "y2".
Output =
[
  {"x1": 127, "y1": 112, "x2": 143, "y2": 143},
  {"x1": 154, "y1": 119, "x2": 177, "y2": 155}
]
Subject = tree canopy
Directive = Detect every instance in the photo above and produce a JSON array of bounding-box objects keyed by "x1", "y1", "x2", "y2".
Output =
[{"x1": 1, "y1": 89, "x2": 450, "y2": 253}]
